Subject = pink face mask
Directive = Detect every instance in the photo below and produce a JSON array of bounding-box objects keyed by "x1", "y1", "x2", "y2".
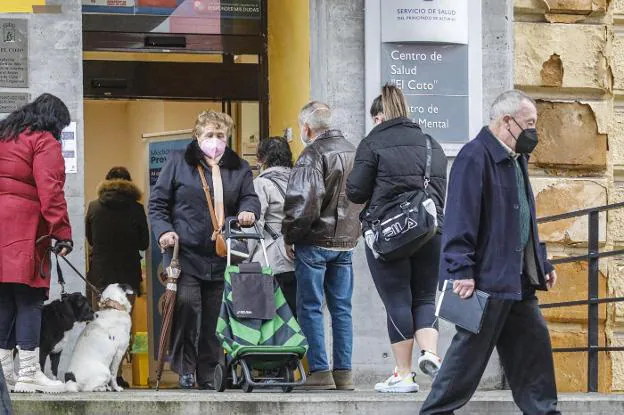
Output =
[{"x1": 199, "y1": 138, "x2": 226, "y2": 159}]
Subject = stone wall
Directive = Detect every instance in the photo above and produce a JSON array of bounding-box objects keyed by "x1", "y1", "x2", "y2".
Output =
[
  {"x1": 610, "y1": 0, "x2": 624, "y2": 392},
  {"x1": 514, "y1": 0, "x2": 617, "y2": 392}
]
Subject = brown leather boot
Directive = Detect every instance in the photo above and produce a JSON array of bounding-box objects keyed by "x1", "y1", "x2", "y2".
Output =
[
  {"x1": 333, "y1": 369, "x2": 354, "y2": 391},
  {"x1": 299, "y1": 370, "x2": 336, "y2": 390}
]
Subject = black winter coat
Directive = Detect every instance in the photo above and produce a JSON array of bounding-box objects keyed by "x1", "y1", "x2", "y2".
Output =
[
  {"x1": 346, "y1": 117, "x2": 448, "y2": 230},
  {"x1": 439, "y1": 127, "x2": 553, "y2": 299},
  {"x1": 86, "y1": 179, "x2": 149, "y2": 293},
  {"x1": 149, "y1": 143, "x2": 261, "y2": 281}
]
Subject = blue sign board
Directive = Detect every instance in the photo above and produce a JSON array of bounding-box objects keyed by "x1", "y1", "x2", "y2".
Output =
[{"x1": 147, "y1": 138, "x2": 192, "y2": 356}]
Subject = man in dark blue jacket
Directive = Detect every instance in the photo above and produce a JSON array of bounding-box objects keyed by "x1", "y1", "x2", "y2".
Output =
[
  {"x1": 421, "y1": 90, "x2": 560, "y2": 415},
  {"x1": 0, "y1": 368, "x2": 11, "y2": 415}
]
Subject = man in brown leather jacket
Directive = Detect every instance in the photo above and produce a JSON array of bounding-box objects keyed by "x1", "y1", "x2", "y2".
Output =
[{"x1": 282, "y1": 101, "x2": 361, "y2": 391}]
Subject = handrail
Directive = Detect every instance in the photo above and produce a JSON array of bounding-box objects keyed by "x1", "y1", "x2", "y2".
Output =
[
  {"x1": 537, "y1": 201, "x2": 624, "y2": 224},
  {"x1": 537, "y1": 202, "x2": 624, "y2": 392}
]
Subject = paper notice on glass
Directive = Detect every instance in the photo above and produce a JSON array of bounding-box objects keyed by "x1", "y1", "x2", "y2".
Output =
[
  {"x1": 61, "y1": 122, "x2": 78, "y2": 174},
  {"x1": 81, "y1": 0, "x2": 135, "y2": 6}
]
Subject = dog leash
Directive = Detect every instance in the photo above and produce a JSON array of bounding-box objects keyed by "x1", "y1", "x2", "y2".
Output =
[{"x1": 36, "y1": 235, "x2": 102, "y2": 297}]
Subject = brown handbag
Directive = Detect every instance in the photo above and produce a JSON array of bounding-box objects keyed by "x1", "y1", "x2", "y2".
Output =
[{"x1": 197, "y1": 165, "x2": 228, "y2": 257}]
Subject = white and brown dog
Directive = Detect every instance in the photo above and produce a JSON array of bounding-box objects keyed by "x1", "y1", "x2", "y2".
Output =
[{"x1": 64, "y1": 283, "x2": 134, "y2": 392}]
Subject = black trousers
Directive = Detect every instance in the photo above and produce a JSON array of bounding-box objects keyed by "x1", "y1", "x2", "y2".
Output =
[
  {"x1": 0, "y1": 283, "x2": 46, "y2": 351},
  {"x1": 420, "y1": 296, "x2": 560, "y2": 415},
  {"x1": 366, "y1": 234, "x2": 440, "y2": 344},
  {"x1": 170, "y1": 274, "x2": 224, "y2": 386},
  {"x1": 275, "y1": 271, "x2": 297, "y2": 318}
]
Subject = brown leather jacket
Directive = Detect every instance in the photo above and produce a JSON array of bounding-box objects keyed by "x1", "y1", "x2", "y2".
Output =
[{"x1": 282, "y1": 130, "x2": 361, "y2": 248}]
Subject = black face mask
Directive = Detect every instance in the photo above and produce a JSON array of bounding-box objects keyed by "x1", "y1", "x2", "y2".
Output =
[{"x1": 509, "y1": 117, "x2": 538, "y2": 154}]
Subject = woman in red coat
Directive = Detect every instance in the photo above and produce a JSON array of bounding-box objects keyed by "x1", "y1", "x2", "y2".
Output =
[{"x1": 0, "y1": 93, "x2": 72, "y2": 394}]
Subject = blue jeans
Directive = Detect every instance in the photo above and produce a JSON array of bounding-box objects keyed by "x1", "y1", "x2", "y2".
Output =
[
  {"x1": 295, "y1": 245, "x2": 354, "y2": 372},
  {"x1": 0, "y1": 366, "x2": 11, "y2": 415}
]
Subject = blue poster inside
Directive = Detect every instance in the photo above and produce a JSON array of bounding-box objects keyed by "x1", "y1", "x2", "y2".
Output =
[{"x1": 147, "y1": 138, "x2": 192, "y2": 356}]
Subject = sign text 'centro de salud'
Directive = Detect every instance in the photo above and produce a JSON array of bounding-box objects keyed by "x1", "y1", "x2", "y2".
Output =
[{"x1": 380, "y1": 0, "x2": 468, "y2": 142}]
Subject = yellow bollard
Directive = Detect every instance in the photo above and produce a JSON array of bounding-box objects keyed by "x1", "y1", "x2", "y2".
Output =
[
  {"x1": 131, "y1": 332, "x2": 150, "y2": 388},
  {"x1": 295, "y1": 356, "x2": 309, "y2": 381},
  {"x1": 131, "y1": 275, "x2": 149, "y2": 387}
]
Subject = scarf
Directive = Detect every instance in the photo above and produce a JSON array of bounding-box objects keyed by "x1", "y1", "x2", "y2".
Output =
[{"x1": 206, "y1": 156, "x2": 225, "y2": 241}]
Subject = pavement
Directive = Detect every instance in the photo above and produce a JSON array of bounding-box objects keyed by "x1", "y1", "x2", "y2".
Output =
[{"x1": 8, "y1": 390, "x2": 624, "y2": 415}]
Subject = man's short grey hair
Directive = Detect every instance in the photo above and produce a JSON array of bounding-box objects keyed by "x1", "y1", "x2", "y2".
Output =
[
  {"x1": 298, "y1": 101, "x2": 332, "y2": 132},
  {"x1": 489, "y1": 90, "x2": 536, "y2": 121}
]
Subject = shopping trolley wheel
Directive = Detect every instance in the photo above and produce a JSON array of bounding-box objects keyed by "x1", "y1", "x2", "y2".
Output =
[
  {"x1": 281, "y1": 366, "x2": 294, "y2": 393},
  {"x1": 242, "y1": 380, "x2": 254, "y2": 393},
  {"x1": 214, "y1": 364, "x2": 227, "y2": 392}
]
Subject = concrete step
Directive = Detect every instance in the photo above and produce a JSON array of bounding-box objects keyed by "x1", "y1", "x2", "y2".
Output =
[{"x1": 9, "y1": 390, "x2": 624, "y2": 415}]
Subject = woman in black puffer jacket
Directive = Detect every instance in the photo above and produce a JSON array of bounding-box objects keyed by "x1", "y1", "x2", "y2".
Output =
[{"x1": 347, "y1": 84, "x2": 447, "y2": 393}]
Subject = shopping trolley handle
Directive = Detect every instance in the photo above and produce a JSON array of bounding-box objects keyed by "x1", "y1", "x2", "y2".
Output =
[{"x1": 224, "y1": 216, "x2": 264, "y2": 240}]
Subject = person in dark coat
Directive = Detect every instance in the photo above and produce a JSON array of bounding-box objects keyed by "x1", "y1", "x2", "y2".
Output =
[
  {"x1": 347, "y1": 84, "x2": 447, "y2": 393},
  {"x1": 420, "y1": 90, "x2": 560, "y2": 415},
  {"x1": 86, "y1": 166, "x2": 149, "y2": 300},
  {"x1": 85, "y1": 166, "x2": 149, "y2": 388},
  {"x1": 0, "y1": 93, "x2": 72, "y2": 394},
  {"x1": 149, "y1": 110, "x2": 260, "y2": 390}
]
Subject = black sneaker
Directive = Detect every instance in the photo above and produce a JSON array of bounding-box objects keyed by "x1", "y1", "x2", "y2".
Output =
[
  {"x1": 199, "y1": 382, "x2": 214, "y2": 390},
  {"x1": 179, "y1": 373, "x2": 195, "y2": 389}
]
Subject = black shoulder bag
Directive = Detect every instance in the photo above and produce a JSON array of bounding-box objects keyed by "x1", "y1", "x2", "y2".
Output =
[{"x1": 363, "y1": 135, "x2": 438, "y2": 262}]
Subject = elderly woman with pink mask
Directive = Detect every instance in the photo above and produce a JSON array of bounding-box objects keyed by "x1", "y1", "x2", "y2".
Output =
[{"x1": 149, "y1": 110, "x2": 260, "y2": 390}]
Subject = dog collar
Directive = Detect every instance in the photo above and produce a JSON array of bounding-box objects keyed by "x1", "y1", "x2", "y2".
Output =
[{"x1": 98, "y1": 299, "x2": 127, "y2": 312}]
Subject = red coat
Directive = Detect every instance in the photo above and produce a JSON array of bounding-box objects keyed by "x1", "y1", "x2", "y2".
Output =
[{"x1": 0, "y1": 131, "x2": 72, "y2": 289}]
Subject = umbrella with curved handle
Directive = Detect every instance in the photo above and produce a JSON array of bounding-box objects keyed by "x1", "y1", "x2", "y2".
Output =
[{"x1": 155, "y1": 239, "x2": 181, "y2": 391}]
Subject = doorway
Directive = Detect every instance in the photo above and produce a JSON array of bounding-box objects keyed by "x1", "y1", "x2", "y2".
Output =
[{"x1": 82, "y1": 4, "x2": 268, "y2": 386}]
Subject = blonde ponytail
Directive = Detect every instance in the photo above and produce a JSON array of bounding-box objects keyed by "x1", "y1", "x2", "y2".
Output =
[{"x1": 380, "y1": 83, "x2": 408, "y2": 120}]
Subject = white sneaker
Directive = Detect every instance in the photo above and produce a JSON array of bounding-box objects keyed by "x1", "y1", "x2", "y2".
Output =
[
  {"x1": 374, "y1": 369, "x2": 419, "y2": 393},
  {"x1": 418, "y1": 350, "x2": 442, "y2": 379},
  {"x1": 0, "y1": 348, "x2": 16, "y2": 392},
  {"x1": 14, "y1": 347, "x2": 65, "y2": 394}
]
